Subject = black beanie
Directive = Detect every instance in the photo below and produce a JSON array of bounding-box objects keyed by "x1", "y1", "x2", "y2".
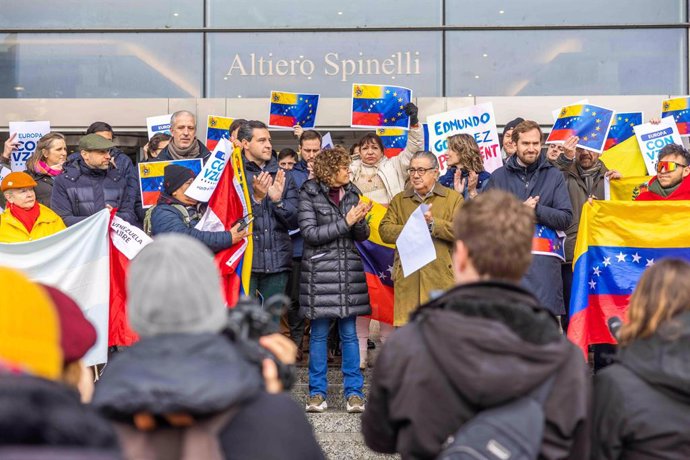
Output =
[
  {"x1": 503, "y1": 117, "x2": 525, "y2": 135},
  {"x1": 163, "y1": 164, "x2": 196, "y2": 195}
]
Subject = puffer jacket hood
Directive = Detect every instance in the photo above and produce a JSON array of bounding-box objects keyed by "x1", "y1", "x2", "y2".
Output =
[
  {"x1": 92, "y1": 333, "x2": 263, "y2": 422},
  {"x1": 618, "y1": 310, "x2": 690, "y2": 404}
]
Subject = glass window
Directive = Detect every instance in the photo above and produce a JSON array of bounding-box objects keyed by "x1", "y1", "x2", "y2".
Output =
[
  {"x1": 0, "y1": 0, "x2": 202, "y2": 28},
  {"x1": 0, "y1": 33, "x2": 203, "y2": 98},
  {"x1": 445, "y1": 0, "x2": 686, "y2": 25},
  {"x1": 206, "y1": 31, "x2": 442, "y2": 98},
  {"x1": 445, "y1": 29, "x2": 687, "y2": 96},
  {"x1": 208, "y1": 0, "x2": 442, "y2": 27}
]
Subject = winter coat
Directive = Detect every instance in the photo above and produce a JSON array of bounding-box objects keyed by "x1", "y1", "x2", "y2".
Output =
[
  {"x1": 148, "y1": 194, "x2": 234, "y2": 253},
  {"x1": 0, "y1": 204, "x2": 66, "y2": 243},
  {"x1": 25, "y1": 169, "x2": 57, "y2": 207},
  {"x1": 379, "y1": 184, "x2": 463, "y2": 326},
  {"x1": 362, "y1": 281, "x2": 591, "y2": 460},
  {"x1": 92, "y1": 333, "x2": 323, "y2": 460},
  {"x1": 244, "y1": 156, "x2": 298, "y2": 273},
  {"x1": 298, "y1": 179, "x2": 371, "y2": 320},
  {"x1": 157, "y1": 139, "x2": 212, "y2": 163},
  {"x1": 437, "y1": 167, "x2": 491, "y2": 200},
  {"x1": 485, "y1": 154, "x2": 573, "y2": 315},
  {"x1": 635, "y1": 175, "x2": 690, "y2": 201},
  {"x1": 592, "y1": 311, "x2": 690, "y2": 460},
  {"x1": 288, "y1": 160, "x2": 310, "y2": 258},
  {"x1": 563, "y1": 161, "x2": 608, "y2": 262},
  {"x1": 51, "y1": 157, "x2": 138, "y2": 227},
  {"x1": 350, "y1": 124, "x2": 424, "y2": 203},
  {"x1": 0, "y1": 374, "x2": 120, "y2": 455}
]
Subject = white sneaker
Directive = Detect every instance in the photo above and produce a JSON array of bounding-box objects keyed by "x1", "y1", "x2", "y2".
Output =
[
  {"x1": 346, "y1": 395, "x2": 365, "y2": 413},
  {"x1": 306, "y1": 394, "x2": 328, "y2": 413}
]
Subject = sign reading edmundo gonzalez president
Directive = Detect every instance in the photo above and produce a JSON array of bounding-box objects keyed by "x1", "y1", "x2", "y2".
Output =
[
  {"x1": 633, "y1": 117, "x2": 683, "y2": 176},
  {"x1": 426, "y1": 103, "x2": 502, "y2": 175}
]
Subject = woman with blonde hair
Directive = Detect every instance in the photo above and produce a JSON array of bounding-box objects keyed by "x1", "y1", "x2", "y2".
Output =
[
  {"x1": 24, "y1": 132, "x2": 68, "y2": 207},
  {"x1": 592, "y1": 258, "x2": 690, "y2": 459},
  {"x1": 438, "y1": 133, "x2": 491, "y2": 200}
]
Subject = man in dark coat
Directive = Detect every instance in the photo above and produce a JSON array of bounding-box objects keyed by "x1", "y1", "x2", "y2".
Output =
[
  {"x1": 147, "y1": 164, "x2": 247, "y2": 252},
  {"x1": 362, "y1": 190, "x2": 590, "y2": 460},
  {"x1": 239, "y1": 120, "x2": 299, "y2": 302},
  {"x1": 51, "y1": 133, "x2": 138, "y2": 226},
  {"x1": 485, "y1": 120, "x2": 573, "y2": 316},
  {"x1": 156, "y1": 111, "x2": 212, "y2": 163}
]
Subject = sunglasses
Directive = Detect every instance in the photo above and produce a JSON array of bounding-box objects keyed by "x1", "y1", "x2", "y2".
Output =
[{"x1": 656, "y1": 160, "x2": 688, "y2": 173}]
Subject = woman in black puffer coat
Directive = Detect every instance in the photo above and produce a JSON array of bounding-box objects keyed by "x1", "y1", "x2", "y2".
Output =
[{"x1": 299, "y1": 146, "x2": 372, "y2": 414}]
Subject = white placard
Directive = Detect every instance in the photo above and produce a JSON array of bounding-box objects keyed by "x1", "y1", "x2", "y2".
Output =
[
  {"x1": 110, "y1": 215, "x2": 153, "y2": 261},
  {"x1": 8, "y1": 121, "x2": 51, "y2": 172},
  {"x1": 146, "y1": 114, "x2": 173, "y2": 140},
  {"x1": 185, "y1": 138, "x2": 232, "y2": 202},
  {"x1": 396, "y1": 204, "x2": 436, "y2": 277},
  {"x1": 321, "y1": 132, "x2": 334, "y2": 149},
  {"x1": 426, "y1": 103, "x2": 502, "y2": 175},
  {"x1": 633, "y1": 117, "x2": 683, "y2": 176}
]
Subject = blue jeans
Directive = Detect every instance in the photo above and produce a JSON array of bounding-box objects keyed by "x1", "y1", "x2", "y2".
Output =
[{"x1": 309, "y1": 316, "x2": 364, "y2": 399}]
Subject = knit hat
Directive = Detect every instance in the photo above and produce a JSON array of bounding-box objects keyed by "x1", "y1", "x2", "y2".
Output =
[
  {"x1": 127, "y1": 234, "x2": 227, "y2": 337},
  {"x1": 1, "y1": 171, "x2": 37, "y2": 192},
  {"x1": 163, "y1": 164, "x2": 197, "y2": 195},
  {"x1": 40, "y1": 284, "x2": 97, "y2": 364},
  {"x1": 0, "y1": 268, "x2": 62, "y2": 380},
  {"x1": 503, "y1": 117, "x2": 525, "y2": 135}
]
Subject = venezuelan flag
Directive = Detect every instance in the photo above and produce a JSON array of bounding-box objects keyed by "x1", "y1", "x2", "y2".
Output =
[
  {"x1": 567, "y1": 201, "x2": 690, "y2": 358},
  {"x1": 351, "y1": 84, "x2": 412, "y2": 129},
  {"x1": 232, "y1": 147, "x2": 253, "y2": 298},
  {"x1": 546, "y1": 104, "x2": 615, "y2": 153},
  {"x1": 600, "y1": 136, "x2": 648, "y2": 178},
  {"x1": 604, "y1": 175, "x2": 652, "y2": 201},
  {"x1": 138, "y1": 159, "x2": 202, "y2": 208},
  {"x1": 206, "y1": 115, "x2": 234, "y2": 151},
  {"x1": 268, "y1": 91, "x2": 319, "y2": 128},
  {"x1": 377, "y1": 128, "x2": 408, "y2": 158},
  {"x1": 662, "y1": 97, "x2": 690, "y2": 135},
  {"x1": 532, "y1": 224, "x2": 565, "y2": 261},
  {"x1": 354, "y1": 198, "x2": 395, "y2": 325},
  {"x1": 604, "y1": 112, "x2": 642, "y2": 150}
]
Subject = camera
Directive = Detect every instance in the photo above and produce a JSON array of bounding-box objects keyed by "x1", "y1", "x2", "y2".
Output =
[{"x1": 223, "y1": 294, "x2": 296, "y2": 391}]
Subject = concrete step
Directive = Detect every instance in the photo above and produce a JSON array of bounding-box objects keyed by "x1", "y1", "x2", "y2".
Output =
[
  {"x1": 307, "y1": 410, "x2": 362, "y2": 434},
  {"x1": 291, "y1": 383, "x2": 368, "y2": 411},
  {"x1": 315, "y1": 433, "x2": 400, "y2": 460}
]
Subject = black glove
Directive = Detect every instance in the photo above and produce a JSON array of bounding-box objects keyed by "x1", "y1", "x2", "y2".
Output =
[{"x1": 404, "y1": 102, "x2": 419, "y2": 126}]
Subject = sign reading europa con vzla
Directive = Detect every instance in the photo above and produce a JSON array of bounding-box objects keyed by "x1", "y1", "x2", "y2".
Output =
[{"x1": 225, "y1": 52, "x2": 421, "y2": 81}]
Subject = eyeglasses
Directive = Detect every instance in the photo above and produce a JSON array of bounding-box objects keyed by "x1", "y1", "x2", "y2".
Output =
[
  {"x1": 407, "y1": 167, "x2": 438, "y2": 176},
  {"x1": 656, "y1": 160, "x2": 688, "y2": 173}
]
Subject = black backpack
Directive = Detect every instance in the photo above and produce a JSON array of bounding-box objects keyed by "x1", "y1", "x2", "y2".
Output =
[{"x1": 419, "y1": 321, "x2": 555, "y2": 460}]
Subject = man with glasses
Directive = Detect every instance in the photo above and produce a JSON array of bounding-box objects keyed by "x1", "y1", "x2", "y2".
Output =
[
  {"x1": 379, "y1": 151, "x2": 463, "y2": 326},
  {"x1": 636, "y1": 144, "x2": 690, "y2": 200}
]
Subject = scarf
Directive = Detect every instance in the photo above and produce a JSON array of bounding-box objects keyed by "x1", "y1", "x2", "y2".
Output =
[
  {"x1": 328, "y1": 187, "x2": 345, "y2": 207},
  {"x1": 9, "y1": 202, "x2": 40, "y2": 233},
  {"x1": 35, "y1": 160, "x2": 63, "y2": 176},
  {"x1": 166, "y1": 139, "x2": 201, "y2": 160},
  {"x1": 576, "y1": 161, "x2": 603, "y2": 197},
  {"x1": 648, "y1": 178, "x2": 681, "y2": 198}
]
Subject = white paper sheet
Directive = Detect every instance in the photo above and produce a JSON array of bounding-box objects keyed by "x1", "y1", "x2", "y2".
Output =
[{"x1": 396, "y1": 203, "x2": 436, "y2": 277}]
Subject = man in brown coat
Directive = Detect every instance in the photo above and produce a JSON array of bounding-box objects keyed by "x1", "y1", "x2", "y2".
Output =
[{"x1": 379, "y1": 151, "x2": 463, "y2": 326}]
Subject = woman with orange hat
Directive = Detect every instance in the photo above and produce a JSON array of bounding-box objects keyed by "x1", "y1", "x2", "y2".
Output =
[{"x1": 0, "y1": 171, "x2": 66, "y2": 243}]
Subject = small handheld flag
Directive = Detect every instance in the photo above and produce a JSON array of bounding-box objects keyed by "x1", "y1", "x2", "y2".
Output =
[
  {"x1": 604, "y1": 112, "x2": 643, "y2": 150},
  {"x1": 546, "y1": 104, "x2": 615, "y2": 153},
  {"x1": 662, "y1": 97, "x2": 690, "y2": 136},
  {"x1": 351, "y1": 84, "x2": 412, "y2": 129},
  {"x1": 138, "y1": 159, "x2": 203, "y2": 208},
  {"x1": 376, "y1": 128, "x2": 408, "y2": 158},
  {"x1": 206, "y1": 115, "x2": 234, "y2": 151},
  {"x1": 269, "y1": 91, "x2": 319, "y2": 128}
]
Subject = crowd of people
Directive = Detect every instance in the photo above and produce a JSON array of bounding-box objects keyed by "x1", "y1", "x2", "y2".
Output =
[{"x1": 1, "y1": 105, "x2": 690, "y2": 459}]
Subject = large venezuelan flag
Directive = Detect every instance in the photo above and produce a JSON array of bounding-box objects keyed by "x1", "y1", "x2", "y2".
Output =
[
  {"x1": 269, "y1": 91, "x2": 319, "y2": 128},
  {"x1": 355, "y1": 198, "x2": 395, "y2": 325},
  {"x1": 351, "y1": 84, "x2": 411, "y2": 129},
  {"x1": 546, "y1": 104, "x2": 615, "y2": 153},
  {"x1": 604, "y1": 176, "x2": 652, "y2": 201},
  {"x1": 662, "y1": 97, "x2": 690, "y2": 136},
  {"x1": 138, "y1": 159, "x2": 203, "y2": 208},
  {"x1": 206, "y1": 115, "x2": 234, "y2": 151},
  {"x1": 376, "y1": 128, "x2": 408, "y2": 158},
  {"x1": 567, "y1": 201, "x2": 690, "y2": 358}
]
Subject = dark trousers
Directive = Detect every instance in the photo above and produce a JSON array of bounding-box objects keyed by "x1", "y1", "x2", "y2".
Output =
[
  {"x1": 285, "y1": 258, "x2": 305, "y2": 347},
  {"x1": 249, "y1": 272, "x2": 289, "y2": 306},
  {"x1": 561, "y1": 263, "x2": 573, "y2": 333}
]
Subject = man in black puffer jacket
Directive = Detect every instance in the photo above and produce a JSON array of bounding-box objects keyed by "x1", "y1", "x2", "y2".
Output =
[
  {"x1": 147, "y1": 164, "x2": 247, "y2": 252},
  {"x1": 51, "y1": 133, "x2": 138, "y2": 226}
]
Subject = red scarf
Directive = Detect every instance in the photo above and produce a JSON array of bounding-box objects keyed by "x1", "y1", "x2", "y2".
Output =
[{"x1": 9, "y1": 202, "x2": 40, "y2": 233}]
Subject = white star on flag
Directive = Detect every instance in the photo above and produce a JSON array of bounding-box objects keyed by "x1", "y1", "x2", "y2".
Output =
[
  {"x1": 646, "y1": 258, "x2": 655, "y2": 267},
  {"x1": 616, "y1": 252, "x2": 626, "y2": 263},
  {"x1": 589, "y1": 279, "x2": 597, "y2": 290},
  {"x1": 632, "y1": 253, "x2": 641, "y2": 263},
  {"x1": 593, "y1": 266, "x2": 601, "y2": 276},
  {"x1": 603, "y1": 257, "x2": 611, "y2": 267}
]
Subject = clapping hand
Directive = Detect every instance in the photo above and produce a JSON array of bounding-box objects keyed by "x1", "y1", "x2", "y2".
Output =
[
  {"x1": 524, "y1": 196, "x2": 540, "y2": 209},
  {"x1": 268, "y1": 169, "x2": 286, "y2": 202},
  {"x1": 252, "y1": 171, "x2": 273, "y2": 202},
  {"x1": 346, "y1": 200, "x2": 372, "y2": 227}
]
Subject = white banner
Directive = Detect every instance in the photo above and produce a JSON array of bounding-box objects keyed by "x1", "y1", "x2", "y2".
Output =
[
  {"x1": 633, "y1": 117, "x2": 683, "y2": 176},
  {"x1": 0, "y1": 209, "x2": 110, "y2": 366},
  {"x1": 185, "y1": 138, "x2": 232, "y2": 202},
  {"x1": 426, "y1": 103, "x2": 502, "y2": 175},
  {"x1": 146, "y1": 114, "x2": 173, "y2": 140},
  {"x1": 110, "y1": 216, "x2": 152, "y2": 260},
  {"x1": 8, "y1": 121, "x2": 51, "y2": 172}
]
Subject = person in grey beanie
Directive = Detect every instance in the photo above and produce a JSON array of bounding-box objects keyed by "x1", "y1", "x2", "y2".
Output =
[
  {"x1": 501, "y1": 117, "x2": 524, "y2": 161},
  {"x1": 92, "y1": 234, "x2": 324, "y2": 460}
]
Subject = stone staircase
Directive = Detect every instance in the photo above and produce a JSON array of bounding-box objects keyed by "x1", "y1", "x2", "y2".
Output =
[{"x1": 292, "y1": 358, "x2": 399, "y2": 460}]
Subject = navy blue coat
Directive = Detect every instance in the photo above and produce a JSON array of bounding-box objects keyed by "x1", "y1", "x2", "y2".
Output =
[
  {"x1": 51, "y1": 157, "x2": 138, "y2": 227},
  {"x1": 244, "y1": 155, "x2": 299, "y2": 274},
  {"x1": 288, "y1": 159, "x2": 310, "y2": 259},
  {"x1": 485, "y1": 153, "x2": 573, "y2": 315},
  {"x1": 156, "y1": 139, "x2": 212, "y2": 163},
  {"x1": 149, "y1": 195, "x2": 234, "y2": 253},
  {"x1": 438, "y1": 167, "x2": 491, "y2": 200}
]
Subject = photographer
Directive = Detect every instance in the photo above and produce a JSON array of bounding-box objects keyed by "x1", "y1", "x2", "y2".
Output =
[{"x1": 92, "y1": 234, "x2": 324, "y2": 460}]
